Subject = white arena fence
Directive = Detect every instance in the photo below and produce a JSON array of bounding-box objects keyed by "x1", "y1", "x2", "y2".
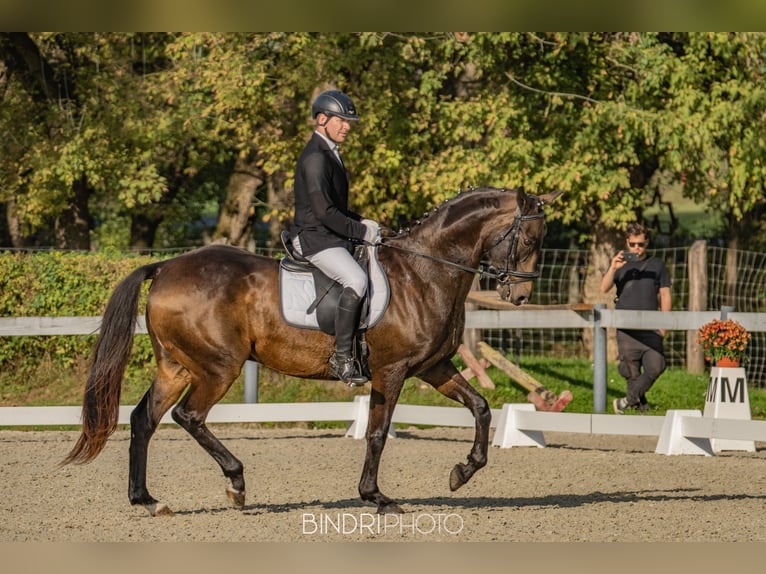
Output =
[
  {"x1": 1, "y1": 309, "x2": 766, "y2": 456},
  {"x1": 1, "y1": 395, "x2": 765, "y2": 457},
  {"x1": 2, "y1": 308, "x2": 764, "y2": 407}
]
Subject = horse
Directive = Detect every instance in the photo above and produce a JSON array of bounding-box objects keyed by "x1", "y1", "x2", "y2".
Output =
[{"x1": 63, "y1": 186, "x2": 562, "y2": 516}]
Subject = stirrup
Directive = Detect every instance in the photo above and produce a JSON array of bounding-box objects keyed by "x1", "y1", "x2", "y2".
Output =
[{"x1": 330, "y1": 353, "x2": 368, "y2": 387}]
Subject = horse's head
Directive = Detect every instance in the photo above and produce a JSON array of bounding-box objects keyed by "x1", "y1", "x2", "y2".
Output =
[{"x1": 484, "y1": 188, "x2": 563, "y2": 305}]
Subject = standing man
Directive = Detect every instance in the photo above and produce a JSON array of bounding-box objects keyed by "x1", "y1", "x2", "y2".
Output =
[
  {"x1": 289, "y1": 89, "x2": 381, "y2": 386},
  {"x1": 600, "y1": 223, "x2": 672, "y2": 413}
]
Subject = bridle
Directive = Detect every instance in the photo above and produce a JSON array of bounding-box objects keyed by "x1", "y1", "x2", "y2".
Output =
[
  {"x1": 379, "y1": 198, "x2": 547, "y2": 285},
  {"x1": 483, "y1": 204, "x2": 546, "y2": 286}
]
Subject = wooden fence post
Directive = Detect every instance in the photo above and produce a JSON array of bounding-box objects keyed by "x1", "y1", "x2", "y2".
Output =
[{"x1": 687, "y1": 240, "x2": 707, "y2": 374}]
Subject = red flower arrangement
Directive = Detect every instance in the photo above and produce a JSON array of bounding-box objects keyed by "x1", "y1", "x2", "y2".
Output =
[{"x1": 696, "y1": 318, "x2": 751, "y2": 364}]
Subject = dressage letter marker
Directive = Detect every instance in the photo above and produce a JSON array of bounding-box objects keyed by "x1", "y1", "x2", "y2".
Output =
[{"x1": 703, "y1": 366, "x2": 755, "y2": 452}]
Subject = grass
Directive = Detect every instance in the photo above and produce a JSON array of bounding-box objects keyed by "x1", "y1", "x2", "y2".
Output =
[
  {"x1": 3, "y1": 354, "x2": 766, "y2": 427},
  {"x1": 228, "y1": 354, "x2": 766, "y2": 421}
]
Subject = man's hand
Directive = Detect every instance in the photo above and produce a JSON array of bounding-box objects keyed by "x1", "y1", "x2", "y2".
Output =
[{"x1": 610, "y1": 251, "x2": 628, "y2": 271}]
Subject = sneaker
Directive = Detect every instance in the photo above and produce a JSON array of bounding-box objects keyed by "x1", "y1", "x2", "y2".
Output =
[{"x1": 613, "y1": 397, "x2": 629, "y2": 414}]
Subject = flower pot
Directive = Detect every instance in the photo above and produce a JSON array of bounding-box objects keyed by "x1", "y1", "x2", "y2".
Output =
[{"x1": 716, "y1": 357, "x2": 740, "y2": 368}]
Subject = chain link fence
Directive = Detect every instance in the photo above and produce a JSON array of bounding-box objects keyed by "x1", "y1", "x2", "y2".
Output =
[{"x1": 477, "y1": 244, "x2": 766, "y2": 387}]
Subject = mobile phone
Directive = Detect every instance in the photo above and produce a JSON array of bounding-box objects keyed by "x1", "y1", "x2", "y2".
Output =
[{"x1": 622, "y1": 251, "x2": 639, "y2": 262}]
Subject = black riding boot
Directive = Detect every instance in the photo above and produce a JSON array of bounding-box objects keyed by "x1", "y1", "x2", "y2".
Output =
[{"x1": 329, "y1": 287, "x2": 369, "y2": 387}]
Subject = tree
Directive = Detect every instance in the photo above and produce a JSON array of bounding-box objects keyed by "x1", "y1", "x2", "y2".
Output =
[
  {"x1": 0, "y1": 33, "x2": 94, "y2": 248},
  {"x1": 0, "y1": 33, "x2": 235, "y2": 250},
  {"x1": 654, "y1": 33, "x2": 766, "y2": 251},
  {"x1": 2, "y1": 32, "x2": 765, "y2": 259}
]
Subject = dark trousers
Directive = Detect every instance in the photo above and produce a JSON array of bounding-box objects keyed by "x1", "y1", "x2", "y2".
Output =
[{"x1": 616, "y1": 330, "x2": 666, "y2": 406}]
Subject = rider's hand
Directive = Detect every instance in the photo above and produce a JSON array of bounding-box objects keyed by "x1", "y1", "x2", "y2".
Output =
[{"x1": 361, "y1": 219, "x2": 381, "y2": 245}]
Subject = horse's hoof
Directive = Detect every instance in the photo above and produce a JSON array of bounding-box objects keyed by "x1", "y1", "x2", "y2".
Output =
[
  {"x1": 226, "y1": 486, "x2": 245, "y2": 507},
  {"x1": 377, "y1": 501, "x2": 404, "y2": 514},
  {"x1": 146, "y1": 502, "x2": 174, "y2": 517},
  {"x1": 449, "y1": 463, "x2": 469, "y2": 491}
]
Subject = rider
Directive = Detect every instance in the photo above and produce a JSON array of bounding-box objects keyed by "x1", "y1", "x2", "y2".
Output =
[{"x1": 289, "y1": 89, "x2": 381, "y2": 386}]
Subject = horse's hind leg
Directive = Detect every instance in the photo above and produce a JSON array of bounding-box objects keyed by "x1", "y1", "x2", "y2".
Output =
[
  {"x1": 129, "y1": 358, "x2": 190, "y2": 516},
  {"x1": 170, "y1": 368, "x2": 246, "y2": 508},
  {"x1": 419, "y1": 359, "x2": 491, "y2": 491}
]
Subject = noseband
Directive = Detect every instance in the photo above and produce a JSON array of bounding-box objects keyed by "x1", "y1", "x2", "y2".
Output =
[{"x1": 484, "y1": 205, "x2": 545, "y2": 286}]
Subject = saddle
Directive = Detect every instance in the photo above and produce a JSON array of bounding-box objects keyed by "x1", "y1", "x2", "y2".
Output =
[{"x1": 278, "y1": 231, "x2": 390, "y2": 375}]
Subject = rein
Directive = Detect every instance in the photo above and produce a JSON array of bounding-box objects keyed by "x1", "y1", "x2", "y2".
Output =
[
  {"x1": 379, "y1": 205, "x2": 546, "y2": 285},
  {"x1": 379, "y1": 240, "x2": 505, "y2": 280}
]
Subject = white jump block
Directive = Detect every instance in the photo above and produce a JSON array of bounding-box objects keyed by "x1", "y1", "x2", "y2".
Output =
[
  {"x1": 655, "y1": 410, "x2": 713, "y2": 456},
  {"x1": 345, "y1": 395, "x2": 396, "y2": 440},
  {"x1": 703, "y1": 366, "x2": 755, "y2": 452},
  {"x1": 492, "y1": 403, "x2": 545, "y2": 448}
]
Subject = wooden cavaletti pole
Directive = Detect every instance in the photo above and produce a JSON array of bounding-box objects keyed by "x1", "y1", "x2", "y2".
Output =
[
  {"x1": 477, "y1": 341, "x2": 572, "y2": 412},
  {"x1": 457, "y1": 344, "x2": 495, "y2": 389}
]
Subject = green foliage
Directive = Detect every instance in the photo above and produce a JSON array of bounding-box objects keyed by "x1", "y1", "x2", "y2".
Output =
[
  {"x1": 2, "y1": 33, "x2": 766, "y2": 252},
  {"x1": 0, "y1": 251, "x2": 162, "y2": 397},
  {"x1": 655, "y1": 33, "x2": 766, "y2": 222},
  {"x1": 6, "y1": 350, "x2": 766, "y2": 430}
]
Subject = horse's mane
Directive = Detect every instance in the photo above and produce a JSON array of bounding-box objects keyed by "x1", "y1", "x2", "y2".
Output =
[{"x1": 389, "y1": 186, "x2": 521, "y2": 237}]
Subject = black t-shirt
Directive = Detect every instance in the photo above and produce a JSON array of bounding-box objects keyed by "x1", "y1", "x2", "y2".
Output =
[{"x1": 613, "y1": 256, "x2": 671, "y2": 311}]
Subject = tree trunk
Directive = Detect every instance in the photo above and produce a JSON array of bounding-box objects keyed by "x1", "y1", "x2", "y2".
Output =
[
  {"x1": 0, "y1": 33, "x2": 62, "y2": 103},
  {"x1": 582, "y1": 221, "x2": 621, "y2": 362},
  {"x1": 265, "y1": 170, "x2": 291, "y2": 249},
  {"x1": 686, "y1": 239, "x2": 707, "y2": 374},
  {"x1": 129, "y1": 212, "x2": 161, "y2": 251},
  {"x1": 54, "y1": 175, "x2": 92, "y2": 250},
  {"x1": 3, "y1": 199, "x2": 26, "y2": 248},
  {"x1": 212, "y1": 152, "x2": 265, "y2": 248}
]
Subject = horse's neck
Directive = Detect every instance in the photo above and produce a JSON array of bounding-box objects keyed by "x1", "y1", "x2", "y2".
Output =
[
  {"x1": 408, "y1": 191, "x2": 515, "y2": 269},
  {"x1": 387, "y1": 193, "x2": 515, "y2": 306}
]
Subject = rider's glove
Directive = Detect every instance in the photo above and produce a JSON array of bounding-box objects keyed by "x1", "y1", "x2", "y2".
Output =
[{"x1": 361, "y1": 219, "x2": 381, "y2": 245}]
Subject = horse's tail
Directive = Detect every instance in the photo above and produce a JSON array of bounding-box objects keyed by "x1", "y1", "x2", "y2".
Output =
[{"x1": 62, "y1": 260, "x2": 166, "y2": 466}]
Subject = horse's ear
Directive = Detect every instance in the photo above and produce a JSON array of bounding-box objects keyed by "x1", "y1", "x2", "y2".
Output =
[{"x1": 538, "y1": 190, "x2": 564, "y2": 206}]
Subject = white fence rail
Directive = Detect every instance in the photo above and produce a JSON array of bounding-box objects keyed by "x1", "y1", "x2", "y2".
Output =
[
  {"x1": 0, "y1": 316, "x2": 148, "y2": 336},
  {"x1": 2, "y1": 307, "x2": 764, "y2": 411},
  {"x1": 2, "y1": 309, "x2": 763, "y2": 337},
  {"x1": 2, "y1": 396, "x2": 764, "y2": 457},
  {"x1": 2, "y1": 309, "x2": 763, "y2": 338}
]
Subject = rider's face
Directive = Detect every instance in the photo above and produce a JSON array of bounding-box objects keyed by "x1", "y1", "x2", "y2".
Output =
[{"x1": 318, "y1": 114, "x2": 352, "y2": 144}]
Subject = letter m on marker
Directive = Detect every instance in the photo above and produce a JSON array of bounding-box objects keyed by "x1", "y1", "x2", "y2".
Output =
[
  {"x1": 706, "y1": 376, "x2": 717, "y2": 402},
  {"x1": 721, "y1": 377, "x2": 745, "y2": 403}
]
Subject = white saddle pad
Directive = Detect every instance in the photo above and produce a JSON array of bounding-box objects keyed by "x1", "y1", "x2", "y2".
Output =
[{"x1": 279, "y1": 245, "x2": 390, "y2": 330}]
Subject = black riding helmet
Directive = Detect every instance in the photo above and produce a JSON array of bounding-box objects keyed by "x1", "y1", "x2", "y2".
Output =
[{"x1": 311, "y1": 90, "x2": 360, "y2": 122}]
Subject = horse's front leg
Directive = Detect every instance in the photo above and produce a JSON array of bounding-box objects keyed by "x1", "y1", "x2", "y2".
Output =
[
  {"x1": 419, "y1": 359, "x2": 491, "y2": 491},
  {"x1": 358, "y1": 385, "x2": 404, "y2": 514}
]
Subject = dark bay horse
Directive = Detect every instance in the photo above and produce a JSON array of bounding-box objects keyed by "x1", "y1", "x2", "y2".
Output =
[{"x1": 63, "y1": 186, "x2": 562, "y2": 516}]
